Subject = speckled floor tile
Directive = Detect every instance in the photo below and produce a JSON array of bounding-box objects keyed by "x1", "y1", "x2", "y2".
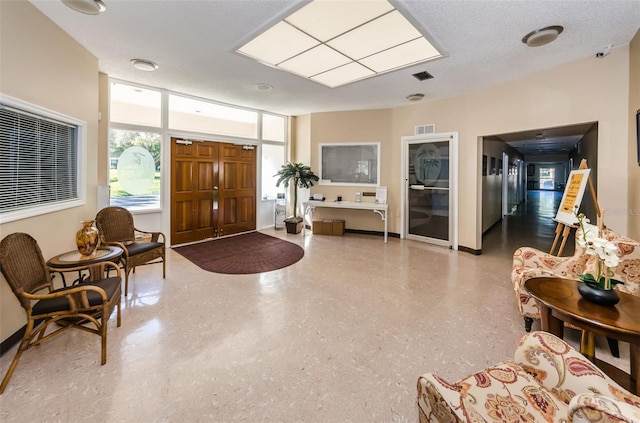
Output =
[{"x1": 0, "y1": 192, "x2": 630, "y2": 422}]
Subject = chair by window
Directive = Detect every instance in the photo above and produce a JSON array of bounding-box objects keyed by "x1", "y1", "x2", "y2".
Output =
[
  {"x1": 0, "y1": 233, "x2": 122, "y2": 394},
  {"x1": 95, "y1": 206, "x2": 166, "y2": 296}
]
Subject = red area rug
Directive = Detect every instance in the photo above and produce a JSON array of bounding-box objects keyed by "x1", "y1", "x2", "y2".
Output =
[{"x1": 172, "y1": 231, "x2": 304, "y2": 274}]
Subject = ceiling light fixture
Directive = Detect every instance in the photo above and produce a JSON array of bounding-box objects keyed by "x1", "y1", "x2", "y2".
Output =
[
  {"x1": 406, "y1": 93, "x2": 425, "y2": 102},
  {"x1": 236, "y1": 0, "x2": 442, "y2": 88},
  {"x1": 522, "y1": 25, "x2": 564, "y2": 47},
  {"x1": 255, "y1": 84, "x2": 273, "y2": 91},
  {"x1": 62, "y1": 0, "x2": 106, "y2": 15},
  {"x1": 130, "y1": 59, "x2": 158, "y2": 72}
]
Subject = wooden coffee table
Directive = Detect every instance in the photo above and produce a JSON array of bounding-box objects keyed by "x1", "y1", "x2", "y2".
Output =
[{"x1": 525, "y1": 276, "x2": 640, "y2": 394}]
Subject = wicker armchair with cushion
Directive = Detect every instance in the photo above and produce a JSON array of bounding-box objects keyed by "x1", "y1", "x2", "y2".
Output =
[
  {"x1": 0, "y1": 232, "x2": 122, "y2": 394},
  {"x1": 417, "y1": 331, "x2": 640, "y2": 422},
  {"x1": 511, "y1": 227, "x2": 640, "y2": 332},
  {"x1": 95, "y1": 206, "x2": 166, "y2": 296}
]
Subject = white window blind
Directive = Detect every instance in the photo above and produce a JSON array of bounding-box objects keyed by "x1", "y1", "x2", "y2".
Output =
[{"x1": 0, "y1": 103, "x2": 79, "y2": 214}]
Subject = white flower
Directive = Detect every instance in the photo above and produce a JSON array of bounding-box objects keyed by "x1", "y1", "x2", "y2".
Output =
[{"x1": 574, "y1": 210, "x2": 622, "y2": 289}]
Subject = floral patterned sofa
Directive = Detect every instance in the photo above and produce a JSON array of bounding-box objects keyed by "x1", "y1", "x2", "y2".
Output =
[
  {"x1": 511, "y1": 227, "x2": 640, "y2": 332},
  {"x1": 417, "y1": 331, "x2": 640, "y2": 422}
]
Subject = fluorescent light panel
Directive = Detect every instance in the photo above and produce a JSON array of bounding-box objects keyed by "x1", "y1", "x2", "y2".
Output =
[
  {"x1": 286, "y1": 0, "x2": 394, "y2": 42},
  {"x1": 236, "y1": 0, "x2": 441, "y2": 88}
]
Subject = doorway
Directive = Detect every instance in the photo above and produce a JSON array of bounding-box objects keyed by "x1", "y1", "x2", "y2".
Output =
[
  {"x1": 480, "y1": 121, "x2": 598, "y2": 254},
  {"x1": 401, "y1": 133, "x2": 458, "y2": 248},
  {"x1": 170, "y1": 137, "x2": 256, "y2": 245}
]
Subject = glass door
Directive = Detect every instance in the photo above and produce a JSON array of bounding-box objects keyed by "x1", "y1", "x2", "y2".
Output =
[{"x1": 405, "y1": 137, "x2": 452, "y2": 246}]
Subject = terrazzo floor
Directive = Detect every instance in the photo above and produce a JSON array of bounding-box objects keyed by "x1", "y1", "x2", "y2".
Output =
[{"x1": 0, "y1": 191, "x2": 629, "y2": 422}]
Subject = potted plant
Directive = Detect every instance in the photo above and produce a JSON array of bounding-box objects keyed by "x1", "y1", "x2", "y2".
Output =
[{"x1": 275, "y1": 161, "x2": 319, "y2": 234}]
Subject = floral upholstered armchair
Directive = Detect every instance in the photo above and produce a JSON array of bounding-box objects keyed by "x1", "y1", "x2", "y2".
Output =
[
  {"x1": 511, "y1": 227, "x2": 640, "y2": 332},
  {"x1": 417, "y1": 331, "x2": 640, "y2": 422}
]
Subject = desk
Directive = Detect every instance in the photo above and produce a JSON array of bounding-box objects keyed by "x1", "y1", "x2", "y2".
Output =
[
  {"x1": 47, "y1": 246, "x2": 123, "y2": 286},
  {"x1": 303, "y1": 200, "x2": 389, "y2": 243},
  {"x1": 526, "y1": 277, "x2": 640, "y2": 394}
]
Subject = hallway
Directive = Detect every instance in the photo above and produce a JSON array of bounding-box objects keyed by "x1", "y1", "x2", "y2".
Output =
[{"x1": 482, "y1": 189, "x2": 575, "y2": 258}]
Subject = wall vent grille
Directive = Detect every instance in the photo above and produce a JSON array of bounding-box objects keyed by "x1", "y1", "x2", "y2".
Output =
[{"x1": 415, "y1": 124, "x2": 436, "y2": 135}]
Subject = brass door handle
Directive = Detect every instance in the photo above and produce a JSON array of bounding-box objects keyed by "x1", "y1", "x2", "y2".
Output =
[{"x1": 213, "y1": 186, "x2": 219, "y2": 210}]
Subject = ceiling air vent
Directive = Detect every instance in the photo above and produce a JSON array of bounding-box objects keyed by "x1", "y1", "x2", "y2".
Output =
[
  {"x1": 415, "y1": 124, "x2": 436, "y2": 135},
  {"x1": 412, "y1": 71, "x2": 433, "y2": 81}
]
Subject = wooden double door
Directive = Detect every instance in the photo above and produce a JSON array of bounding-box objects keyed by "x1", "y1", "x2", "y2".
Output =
[{"x1": 171, "y1": 138, "x2": 256, "y2": 245}]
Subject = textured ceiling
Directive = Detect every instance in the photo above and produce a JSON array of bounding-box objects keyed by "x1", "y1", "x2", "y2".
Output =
[{"x1": 29, "y1": 0, "x2": 640, "y2": 154}]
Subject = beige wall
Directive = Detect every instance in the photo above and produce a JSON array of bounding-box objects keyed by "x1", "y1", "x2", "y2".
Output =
[
  {"x1": 298, "y1": 46, "x2": 632, "y2": 250},
  {"x1": 0, "y1": 2, "x2": 99, "y2": 343},
  {"x1": 629, "y1": 30, "x2": 640, "y2": 240},
  {"x1": 303, "y1": 110, "x2": 394, "y2": 230}
]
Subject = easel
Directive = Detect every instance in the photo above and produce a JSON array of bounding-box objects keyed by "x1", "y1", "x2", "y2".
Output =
[
  {"x1": 547, "y1": 159, "x2": 617, "y2": 357},
  {"x1": 549, "y1": 159, "x2": 601, "y2": 256}
]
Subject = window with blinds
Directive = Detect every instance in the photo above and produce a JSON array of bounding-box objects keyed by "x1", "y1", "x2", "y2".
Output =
[{"x1": 0, "y1": 99, "x2": 83, "y2": 222}]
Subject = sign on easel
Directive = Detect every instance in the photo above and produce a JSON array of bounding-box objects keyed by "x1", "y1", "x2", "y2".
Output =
[{"x1": 555, "y1": 169, "x2": 591, "y2": 226}]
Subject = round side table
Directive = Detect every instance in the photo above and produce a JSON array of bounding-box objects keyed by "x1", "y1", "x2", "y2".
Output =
[{"x1": 47, "y1": 246, "x2": 123, "y2": 286}]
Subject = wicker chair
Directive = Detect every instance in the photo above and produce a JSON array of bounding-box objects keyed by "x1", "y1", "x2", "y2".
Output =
[
  {"x1": 0, "y1": 232, "x2": 122, "y2": 394},
  {"x1": 95, "y1": 206, "x2": 166, "y2": 296}
]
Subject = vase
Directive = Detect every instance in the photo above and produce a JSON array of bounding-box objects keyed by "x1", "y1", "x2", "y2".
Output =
[
  {"x1": 577, "y1": 282, "x2": 620, "y2": 306},
  {"x1": 76, "y1": 220, "x2": 99, "y2": 256}
]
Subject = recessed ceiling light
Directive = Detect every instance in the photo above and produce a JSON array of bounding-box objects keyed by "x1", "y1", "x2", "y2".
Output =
[
  {"x1": 130, "y1": 59, "x2": 158, "y2": 72},
  {"x1": 522, "y1": 25, "x2": 564, "y2": 47},
  {"x1": 255, "y1": 84, "x2": 273, "y2": 91},
  {"x1": 62, "y1": 0, "x2": 106, "y2": 15},
  {"x1": 406, "y1": 93, "x2": 425, "y2": 101}
]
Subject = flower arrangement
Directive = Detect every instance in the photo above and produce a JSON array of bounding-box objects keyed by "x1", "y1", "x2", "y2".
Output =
[{"x1": 574, "y1": 208, "x2": 623, "y2": 290}]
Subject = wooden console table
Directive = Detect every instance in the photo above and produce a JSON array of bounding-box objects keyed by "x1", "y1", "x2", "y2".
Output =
[
  {"x1": 525, "y1": 277, "x2": 640, "y2": 394},
  {"x1": 302, "y1": 200, "x2": 389, "y2": 243}
]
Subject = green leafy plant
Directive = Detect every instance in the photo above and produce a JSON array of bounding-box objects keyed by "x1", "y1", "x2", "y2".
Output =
[{"x1": 274, "y1": 162, "x2": 319, "y2": 223}]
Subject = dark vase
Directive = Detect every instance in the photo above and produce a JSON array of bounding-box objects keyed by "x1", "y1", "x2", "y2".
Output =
[{"x1": 577, "y1": 282, "x2": 620, "y2": 306}]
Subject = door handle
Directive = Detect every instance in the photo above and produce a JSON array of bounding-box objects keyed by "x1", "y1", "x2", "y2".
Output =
[
  {"x1": 410, "y1": 185, "x2": 425, "y2": 190},
  {"x1": 213, "y1": 186, "x2": 219, "y2": 210}
]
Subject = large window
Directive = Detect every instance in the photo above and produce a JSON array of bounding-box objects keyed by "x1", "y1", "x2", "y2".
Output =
[
  {"x1": 109, "y1": 129, "x2": 161, "y2": 210},
  {"x1": 0, "y1": 95, "x2": 85, "y2": 223},
  {"x1": 109, "y1": 80, "x2": 288, "y2": 212},
  {"x1": 169, "y1": 94, "x2": 258, "y2": 139},
  {"x1": 109, "y1": 82, "x2": 162, "y2": 211},
  {"x1": 261, "y1": 143, "x2": 285, "y2": 199}
]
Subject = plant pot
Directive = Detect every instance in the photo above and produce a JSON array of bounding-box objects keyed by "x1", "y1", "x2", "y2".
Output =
[
  {"x1": 578, "y1": 282, "x2": 620, "y2": 306},
  {"x1": 285, "y1": 220, "x2": 303, "y2": 234}
]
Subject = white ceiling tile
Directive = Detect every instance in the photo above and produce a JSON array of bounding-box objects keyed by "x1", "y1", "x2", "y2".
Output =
[
  {"x1": 359, "y1": 38, "x2": 441, "y2": 73},
  {"x1": 286, "y1": 0, "x2": 394, "y2": 42},
  {"x1": 237, "y1": 21, "x2": 319, "y2": 66},
  {"x1": 311, "y1": 62, "x2": 375, "y2": 87},
  {"x1": 327, "y1": 10, "x2": 423, "y2": 60},
  {"x1": 278, "y1": 45, "x2": 352, "y2": 77}
]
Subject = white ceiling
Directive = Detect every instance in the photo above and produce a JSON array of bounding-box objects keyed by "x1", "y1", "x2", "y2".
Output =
[{"x1": 30, "y1": 0, "x2": 640, "y2": 119}]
